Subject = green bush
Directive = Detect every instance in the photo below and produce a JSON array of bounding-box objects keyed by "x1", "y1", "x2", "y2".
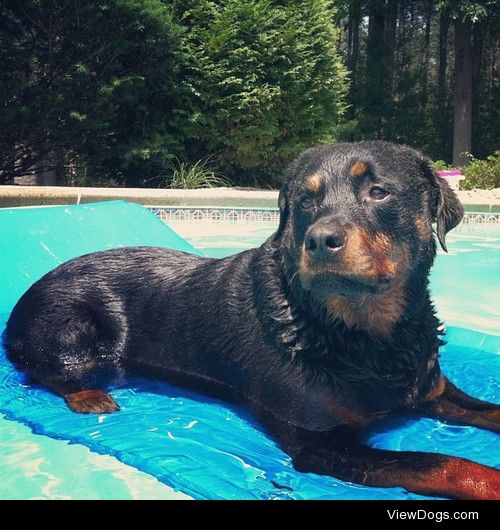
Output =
[
  {"x1": 161, "y1": 156, "x2": 231, "y2": 189},
  {"x1": 174, "y1": 0, "x2": 348, "y2": 185},
  {"x1": 2, "y1": 0, "x2": 348, "y2": 187},
  {"x1": 460, "y1": 151, "x2": 500, "y2": 190},
  {"x1": 0, "y1": 0, "x2": 185, "y2": 186},
  {"x1": 432, "y1": 160, "x2": 453, "y2": 171}
]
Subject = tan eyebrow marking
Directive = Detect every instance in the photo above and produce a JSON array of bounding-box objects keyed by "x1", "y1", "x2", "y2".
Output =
[
  {"x1": 350, "y1": 161, "x2": 369, "y2": 178},
  {"x1": 306, "y1": 173, "x2": 322, "y2": 193}
]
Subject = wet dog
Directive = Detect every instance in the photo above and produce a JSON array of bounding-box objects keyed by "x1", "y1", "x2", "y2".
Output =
[{"x1": 5, "y1": 141, "x2": 500, "y2": 499}]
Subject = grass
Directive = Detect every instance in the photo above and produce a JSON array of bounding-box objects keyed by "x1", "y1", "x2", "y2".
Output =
[{"x1": 153, "y1": 155, "x2": 231, "y2": 189}]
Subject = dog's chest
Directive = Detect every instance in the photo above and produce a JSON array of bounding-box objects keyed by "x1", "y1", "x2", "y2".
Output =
[{"x1": 310, "y1": 337, "x2": 439, "y2": 413}]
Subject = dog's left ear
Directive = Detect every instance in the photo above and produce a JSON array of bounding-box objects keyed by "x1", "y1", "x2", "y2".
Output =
[{"x1": 421, "y1": 159, "x2": 464, "y2": 252}]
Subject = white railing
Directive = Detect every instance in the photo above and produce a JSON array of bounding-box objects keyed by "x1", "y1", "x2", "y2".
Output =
[{"x1": 147, "y1": 206, "x2": 499, "y2": 225}]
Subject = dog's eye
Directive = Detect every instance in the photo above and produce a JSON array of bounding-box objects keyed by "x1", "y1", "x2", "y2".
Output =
[
  {"x1": 369, "y1": 186, "x2": 389, "y2": 200},
  {"x1": 299, "y1": 196, "x2": 314, "y2": 210}
]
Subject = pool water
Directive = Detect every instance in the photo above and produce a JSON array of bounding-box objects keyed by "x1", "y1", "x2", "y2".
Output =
[{"x1": 0, "y1": 220, "x2": 498, "y2": 499}]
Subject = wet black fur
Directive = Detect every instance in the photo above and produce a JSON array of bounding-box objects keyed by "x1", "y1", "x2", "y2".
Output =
[{"x1": 4, "y1": 141, "x2": 471, "y2": 490}]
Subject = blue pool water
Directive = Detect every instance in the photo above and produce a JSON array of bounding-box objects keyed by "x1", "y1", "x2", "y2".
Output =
[{"x1": 0, "y1": 211, "x2": 498, "y2": 499}]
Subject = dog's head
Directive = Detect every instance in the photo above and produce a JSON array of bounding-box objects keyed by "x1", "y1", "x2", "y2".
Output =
[{"x1": 274, "y1": 141, "x2": 463, "y2": 336}]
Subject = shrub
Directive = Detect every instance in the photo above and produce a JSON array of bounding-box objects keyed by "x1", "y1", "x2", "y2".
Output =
[
  {"x1": 154, "y1": 156, "x2": 231, "y2": 189},
  {"x1": 174, "y1": 0, "x2": 348, "y2": 184},
  {"x1": 460, "y1": 151, "x2": 500, "y2": 190},
  {"x1": 0, "y1": 0, "x2": 185, "y2": 186},
  {"x1": 432, "y1": 160, "x2": 453, "y2": 171}
]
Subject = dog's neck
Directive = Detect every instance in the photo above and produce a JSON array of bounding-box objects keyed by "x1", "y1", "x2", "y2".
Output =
[
  {"x1": 323, "y1": 261, "x2": 437, "y2": 339},
  {"x1": 273, "y1": 240, "x2": 435, "y2": 343},
  {"x1": 323, "y1": 277, "x2": 408, "y2": 339}
]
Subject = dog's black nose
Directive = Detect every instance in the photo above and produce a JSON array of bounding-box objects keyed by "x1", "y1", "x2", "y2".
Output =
[{"x1": 305, "y1": 220, "x2": 345, "y2": 261}]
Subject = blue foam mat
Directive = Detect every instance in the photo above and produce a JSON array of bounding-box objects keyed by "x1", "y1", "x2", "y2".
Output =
[
  {"x1": 0, "y1": 202, "x2": 498, "y2": 499},
  {"x1": 0, "y1": 201, "x2": 201, "y2": 311}
]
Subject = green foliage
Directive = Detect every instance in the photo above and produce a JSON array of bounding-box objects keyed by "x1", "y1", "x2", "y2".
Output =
[
  {"x1": 432, "y1": 151, "x2": 499, "y2": 190},
  {"x1": 432, "y1": 160, "x2": 454, "y2": 171},
  {"x1": 1, "y1": 0, "x2": 348, "y2": 187},
  {"x1": 460, "y1": 151, "x2": 500, "y2": 190},
  {"x1": 174, "y1": 0, "x2": 348, "y2": 184},
  {"x1": 437, "y1": 1, "x2": 497, "y2": 22},
  {"x1": 0, "y1": 0, "x2": 185, "y2": 185},
  {"x1": 2, "y1": 0, "x2": 496, "y2": 189},
  {"x1": 156, "y1": 156, "x2": 231, "y2": 189},
  {"x1": 336, "y1": 1, "x2": 498, "y2": 167}
]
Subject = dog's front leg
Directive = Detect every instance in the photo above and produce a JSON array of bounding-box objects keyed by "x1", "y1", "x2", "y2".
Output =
[
  {"x1": 292, "y1": 443, "x2": 500, "y2": 499},
  {"x1": 418, "y1": 377, "x2": 500, "y2": 432}
]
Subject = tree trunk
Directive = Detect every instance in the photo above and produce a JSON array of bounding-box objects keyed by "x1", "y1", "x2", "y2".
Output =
[
  {"x1": 486, "y1": 29, "x2": 497, "y2": 101},
  {"x1": 366, "y1": 1, "x2": 386, "y2": 138},
  {"x1": 384, "y1": 2, "x2": 397, "y2": 105},
  {"x1": 402, "y1": 1, "x2": 415, "y2": 66},
  {"x1": 471, "y1": 22, "x2": 483, "y2": 155},
  {"x1": 398, "y1": 2, "x2": 407, "y2": 67},
  {"x1": 348, "y1": 0, "x2": 361, "y2": 76},
  {"x1": 452, "y1": 19, "x2": 473, "y2": 166},
  {"x1": 421, "y1": 0, "x2": 432, "y2": 109},
  {"x1": 437, "y1": 10, "x2": 450, "y2": 115},
  {"x1": 346, "y1": 0, "x2": 361, "y2": 118}
]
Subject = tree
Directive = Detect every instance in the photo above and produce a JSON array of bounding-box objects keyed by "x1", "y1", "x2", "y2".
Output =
[
  {"x1": 452, "y1": 17, "x2": 473, "y2": 166},
  {"x1": 2, "y1": 1, "x2": 497, "y2": 187},
  {"x1": 364, "y1": 1, "x2": 386, "y2": 138},
  {"x1": 335, "y1": 1, "x2": 498, "y2": 165},
  {"x1": 0, "y1": 0, "x2": 185, "y2": 185},
  {"x1": 435, "y1": 6, "x2": 451, "y2": 158},
  {"x1": 437, "y1": 1, "x2": 498, "y2": 165},
  {"x1": 173, "y1": 0, "x2": 348, "y2": 185}
]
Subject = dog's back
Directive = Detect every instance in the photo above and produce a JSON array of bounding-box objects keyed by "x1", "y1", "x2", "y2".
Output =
[{"x1": 6, "y1": 247, "x2": 212, "y2": 385}]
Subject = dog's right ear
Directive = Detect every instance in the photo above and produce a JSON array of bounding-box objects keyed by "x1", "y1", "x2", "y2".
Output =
[
  {"x1": 274, "y1": 160, "x2": 297, "y2": 240},
  {"x1": 274, "y1": 184, "x2": 289, "y2": 239}
]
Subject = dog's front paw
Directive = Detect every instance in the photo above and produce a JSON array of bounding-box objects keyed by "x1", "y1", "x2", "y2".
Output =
[
  {"x1": 292, "y1": 447, "x2": 337, "y2": 475},
  {"x1": 64, "y1": 390, "x2": 120, "y2": 414}
]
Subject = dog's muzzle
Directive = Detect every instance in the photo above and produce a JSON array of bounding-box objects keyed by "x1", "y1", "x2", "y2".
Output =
[{"x1": 304, "y1": 217, "x2": 346, "y2": 263}]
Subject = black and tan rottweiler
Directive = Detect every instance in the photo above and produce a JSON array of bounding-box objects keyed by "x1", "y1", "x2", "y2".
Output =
[{"x1": 5, "y1": 141, "x2": 500, "y2": 499}]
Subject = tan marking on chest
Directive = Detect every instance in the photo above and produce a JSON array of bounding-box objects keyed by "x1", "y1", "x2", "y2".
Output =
[
  {"x1": 423, "y1": 375, "x2": 447, "y2": 403},
  {"x1": 326, "y1": 278, "x2": 407, "y2": 338},
  {"x1": 326, "y1": 401, "x2": 369, "y2": 428}
]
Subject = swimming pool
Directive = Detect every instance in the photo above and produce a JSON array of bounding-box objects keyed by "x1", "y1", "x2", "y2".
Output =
[{"x1": 0, "y1": 216, "x2": 498, "y2": 499}]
